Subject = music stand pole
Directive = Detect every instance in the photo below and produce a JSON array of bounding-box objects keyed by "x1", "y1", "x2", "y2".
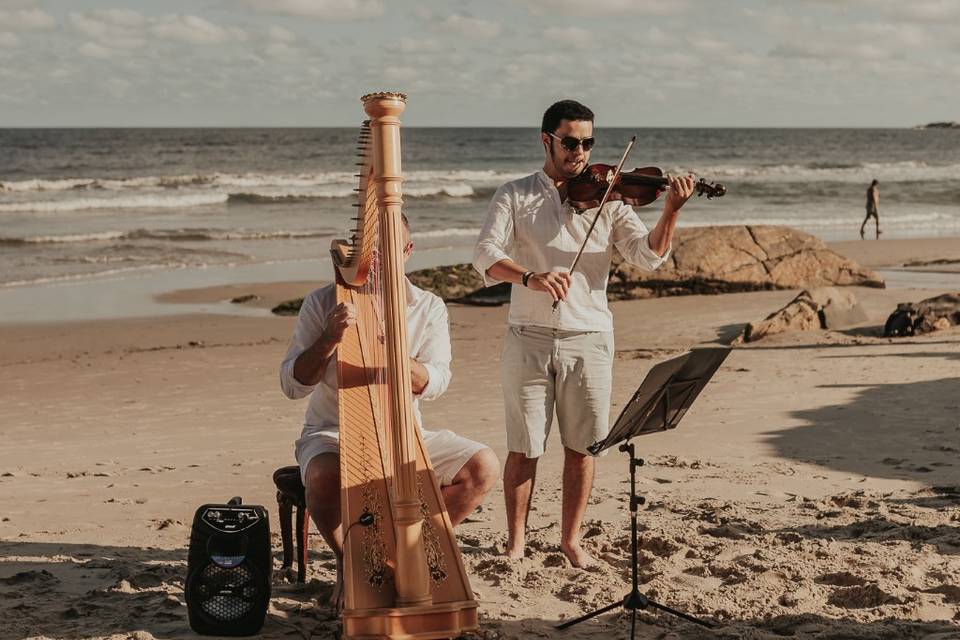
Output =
[
  {"x1": 556, "y1": 348, "x2": 729, "y2": 636},
  {"x1": 556, "y1": 441, "x2": 713, "y2": 638}
]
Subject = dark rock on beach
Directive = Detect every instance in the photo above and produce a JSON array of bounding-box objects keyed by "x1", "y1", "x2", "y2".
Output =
[
  {"x1": 271, "y1": 298, "x2": 304, "y2": 316},
  {"x1": 915, "y1": 121, "x2": 960, "y2": 129},
  {"x1": 883, "y1": 292, "x2": 960, "y2": 337},
  {"x1": 407, "y1": 263, "x2": 512, "y2": 305}
]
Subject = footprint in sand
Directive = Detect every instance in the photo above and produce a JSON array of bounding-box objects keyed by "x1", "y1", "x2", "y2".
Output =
[
  {"x1": 640, "y1": 535, "x2": 682, "y2": 558},
  {"x1": 0, "y1": 569, "x2": 59, "y2": 587},
  {"x1": 827, "y1": 583, "x2": 903, "y2": 608},
  {"x1": 816, "y1": 571, "x2": 867, "y2": 587},
  {"x1": 473, "y1": 558, "x2": 513, "y2": 586},
  {"x1": 923, "y1": 584, "x2": 960, "y2": 604}
]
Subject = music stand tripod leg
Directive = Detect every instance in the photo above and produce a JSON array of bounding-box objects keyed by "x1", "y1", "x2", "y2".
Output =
[{"x1": 555, "y1": 442, "x2": 712, "y2": 637}]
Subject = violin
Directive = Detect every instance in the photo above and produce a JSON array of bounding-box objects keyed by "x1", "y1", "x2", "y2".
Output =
[
  {"x1": 566, "y1": 163, "x2": 726, "y2": 211},
  {"x1": 551, "y1": 136, "x2": 727, "y2": 312}
]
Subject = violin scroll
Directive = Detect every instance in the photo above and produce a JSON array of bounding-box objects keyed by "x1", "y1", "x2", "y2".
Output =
[{"x1": 694, "y1": 178, "x2": 725, "y2": 200}]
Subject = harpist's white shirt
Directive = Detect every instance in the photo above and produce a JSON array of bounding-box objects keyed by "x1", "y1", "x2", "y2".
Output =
[
  {"x1": 473, "y1": 170, "x2": 669, "y2": 332},
  {"x1": 279, "y1": 279, "x2": 451, "y2": 430}
]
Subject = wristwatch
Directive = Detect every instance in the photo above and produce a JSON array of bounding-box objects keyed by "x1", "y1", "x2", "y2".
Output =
[{"x1": 521, "y1": 271, "x2": 535, "y2": 287}]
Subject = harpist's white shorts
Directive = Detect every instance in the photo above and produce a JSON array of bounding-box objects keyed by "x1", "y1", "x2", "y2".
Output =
[{"x1": 295, "y1": 427, "x2": 488, "y2": 487}]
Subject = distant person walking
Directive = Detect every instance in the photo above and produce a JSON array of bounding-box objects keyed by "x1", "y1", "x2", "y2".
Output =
[{"x1": 860, "y1": 179, "x2": 880, "y2": 239}]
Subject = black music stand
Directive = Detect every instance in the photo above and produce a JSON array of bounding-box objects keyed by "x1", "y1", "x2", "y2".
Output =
[{"x1": 557, "y1": 347, "x2": 730, "y2": 638}]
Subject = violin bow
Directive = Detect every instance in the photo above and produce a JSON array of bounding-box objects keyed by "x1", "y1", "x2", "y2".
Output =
[{"x1": 552, "y1": 135, "x2": 636, "y2": 312}]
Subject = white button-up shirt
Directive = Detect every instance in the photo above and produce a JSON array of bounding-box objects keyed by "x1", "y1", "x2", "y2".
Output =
[
  {"x1": 474, "y1": 170, "x2": 669, "y2": 332},
  {"x1": 279, "y1": 279, "x2": 451, "y2": 430}
]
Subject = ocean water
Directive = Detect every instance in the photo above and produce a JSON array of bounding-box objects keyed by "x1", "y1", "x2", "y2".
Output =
[{"x1": 2, "y1": 127, "x2": 959, "y2": 290}]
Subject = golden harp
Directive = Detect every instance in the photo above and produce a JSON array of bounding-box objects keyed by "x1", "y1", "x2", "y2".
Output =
[{"x1": 330, "y1": 92, "x2": 478, "y2": 639}]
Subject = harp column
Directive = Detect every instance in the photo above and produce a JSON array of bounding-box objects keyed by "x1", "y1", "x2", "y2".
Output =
[{"x1": 362, "y1": 92, "x2": 433, "y2": 607}]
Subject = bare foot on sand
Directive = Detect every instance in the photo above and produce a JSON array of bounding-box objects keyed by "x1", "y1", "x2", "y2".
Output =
[
  {"x1": 503, "y1": 538, "x2": 525, "y2": 560},
  {"x1": 560, "y1": 541, "x2": 595, "y2": 568}
]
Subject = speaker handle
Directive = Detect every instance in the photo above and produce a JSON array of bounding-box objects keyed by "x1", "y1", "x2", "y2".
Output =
[{"x1": 227, "y1": 496, "x2": 243, "y2": 506}]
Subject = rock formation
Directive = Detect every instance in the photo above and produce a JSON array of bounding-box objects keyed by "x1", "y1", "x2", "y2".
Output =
[
  {"x1": 915, "y1": 121, "x2": 960, "y2": 129},
  {"x1": 883, "y1": 293, "x2": 960, "y2": 337},
  {"x1": 609, "y1": 226, "x2": 884, "y2": 299},
  {"x1": 403, "y1": 226, "x2": 883, "y2": 306},
  {"x1": 739, "y1": 287, "x2": 869, "y2": 343}
]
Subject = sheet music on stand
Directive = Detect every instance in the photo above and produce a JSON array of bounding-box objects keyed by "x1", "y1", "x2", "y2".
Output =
[{"x1": 588, "y1": 348, "x2": 730, "y2": 455}]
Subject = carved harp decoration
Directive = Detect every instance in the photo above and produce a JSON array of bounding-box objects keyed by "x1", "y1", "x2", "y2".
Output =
[{"x1": 331, "y1": 92, "x2": 478, "y2": 639}]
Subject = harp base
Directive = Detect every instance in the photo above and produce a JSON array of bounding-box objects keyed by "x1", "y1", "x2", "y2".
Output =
[{"x1": 342, "y1": 600, "x2": 478, "y2": 640}]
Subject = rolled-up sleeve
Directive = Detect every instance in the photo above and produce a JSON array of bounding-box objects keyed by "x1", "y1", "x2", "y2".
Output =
[
  {"x1": 611, "y1": 203, "x2": 671, "y2": 270},
  {"x1": 414, "y1": 298, "x2": 452, "y2": 401},
  {"x1": 473, "y1": 184, "x2": 515, "y2": 286},
  {"x1": 279, "y1": 292, "x2": 326, "y2": 400}
]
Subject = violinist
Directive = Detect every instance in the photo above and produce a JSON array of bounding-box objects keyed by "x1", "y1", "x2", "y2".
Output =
[{"x1": 473, "y1": 99, "x2": 696, "y2": 569}]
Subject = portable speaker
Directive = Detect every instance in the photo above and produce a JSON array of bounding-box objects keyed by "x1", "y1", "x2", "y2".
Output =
[{"x1": 185, "y1": 497, "x2": 271, "y2": 636}]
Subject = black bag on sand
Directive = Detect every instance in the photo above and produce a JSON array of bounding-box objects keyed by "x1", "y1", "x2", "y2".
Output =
[{"x1": 185, "y1": 497, "x2": 271, "y2": 636}]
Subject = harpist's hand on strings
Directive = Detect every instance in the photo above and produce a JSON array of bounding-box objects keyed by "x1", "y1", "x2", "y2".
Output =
[
  {"x1": 528, "y1": 271, "x2": 571, "y2": 302},
  {"x1": 321, "y1": 302, "x2": 357, "y2": 345}
]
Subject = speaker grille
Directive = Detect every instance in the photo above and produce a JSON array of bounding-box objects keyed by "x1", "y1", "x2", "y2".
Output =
[{"x1": 196, "y1": 563, "x2": 257, "y2": 621}]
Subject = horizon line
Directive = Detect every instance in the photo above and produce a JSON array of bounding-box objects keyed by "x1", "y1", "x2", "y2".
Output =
[{"x1": 0, "y1": 124, "x2": 950, "y2": 130}]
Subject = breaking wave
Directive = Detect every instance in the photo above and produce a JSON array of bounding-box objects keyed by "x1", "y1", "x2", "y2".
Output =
[{"x1": 0, "y1": 228, "x2": 335, "y2": 246}]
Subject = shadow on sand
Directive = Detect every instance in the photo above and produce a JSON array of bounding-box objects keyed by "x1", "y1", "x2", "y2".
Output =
[
  {"x1": 489, "y1": 611, "x2": 959, "y2": 639},
  {"x1": 759, "y1": 375, "x2": 960, "y2": 485}
]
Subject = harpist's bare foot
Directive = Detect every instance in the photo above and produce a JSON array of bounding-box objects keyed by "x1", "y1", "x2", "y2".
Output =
[
  {"x1": 560, "y1": 541, "x2": 595, "y2": 568},
  {"x1": 503, "y1": 538, "x2": 525, "y2": 561}
]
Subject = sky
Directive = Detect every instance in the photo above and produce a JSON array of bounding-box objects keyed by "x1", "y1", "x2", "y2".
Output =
[{"x1": 0, "y1": 0, "x2": 958, "y2": 127}]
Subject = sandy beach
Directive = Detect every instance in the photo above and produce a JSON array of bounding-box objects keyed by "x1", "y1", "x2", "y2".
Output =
[{"x1": 2, "y1": 236, "x2": 959, "y2": 639}]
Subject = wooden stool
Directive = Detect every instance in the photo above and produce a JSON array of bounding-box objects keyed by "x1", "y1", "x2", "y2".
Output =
[{"x1": 272, "y1": 465, "x2": 309, "y2": 583}]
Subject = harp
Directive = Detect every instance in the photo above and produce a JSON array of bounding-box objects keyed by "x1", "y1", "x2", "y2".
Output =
[{"x1": 330, "y1": 92, "x2": 479, "y2": 639}]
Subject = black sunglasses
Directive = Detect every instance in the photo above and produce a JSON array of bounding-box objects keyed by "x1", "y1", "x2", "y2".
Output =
[{"x1": 547, "y1": 131, "x2": 595, "y2": 152}]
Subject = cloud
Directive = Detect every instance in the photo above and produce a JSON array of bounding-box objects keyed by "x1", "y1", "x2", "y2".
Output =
[
  {"x1": 0, "y1": 31, "x2": 18, "y2": 47},
  {"x1": 384, "y1": 37, "x2": 442, "y2": 53},
  {"x1": 769, "y1": 40, "x2": 893, "y2": 62},
  {"x1": 849, "y1": 22, "x2": 927, "y2": 49},
  {"x1": 0, "y1": 7, "x2": 54, "y2": 29},
  {"x1": 151, "y1": 15, "x2": 245, "y2": 45},
  {"x1": 94, "y1": 8, "x2": 145, "y2": 28},
  {"x1": 437, "y1": 14, "x2": 501, "y2": 39},
  {"x1": 543, "y1": 26, "x2": 591, "y2": 49},
  {"x1": 886, "y1": 0, "x2": 960, "y2": 22},
  {"x1": 239, "y1": 0, "x2": 385, "y2": 20},
  {"x1": 70, "y1": 11, "x2": 142, "y2": 39},
  {"x1": 519, "y1": 0, "x2": 687, "y2": 16},
  {"x1": 68, "y1": 10, "x2": 247, "y2": 49},
  {"x1": 383, "y1": 65, "x2": 418, "y2": 82},
  {"x1": 78, "y1": 41, "x2": 112, "y2": 59},
  {"x1": 265, "y1": 42, "x2": 297, "y2": 57},
  {"x1": 268, "y1": 25, "x2": 297, "y2": 43}
]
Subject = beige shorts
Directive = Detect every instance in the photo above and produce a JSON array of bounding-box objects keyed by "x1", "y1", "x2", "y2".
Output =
[
  {"x1": 501, "y1": 325, "x2": 614, "y2": 457},
  {"x1": 295, "y1": 427, "x2": 488, "y2": 487}
]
